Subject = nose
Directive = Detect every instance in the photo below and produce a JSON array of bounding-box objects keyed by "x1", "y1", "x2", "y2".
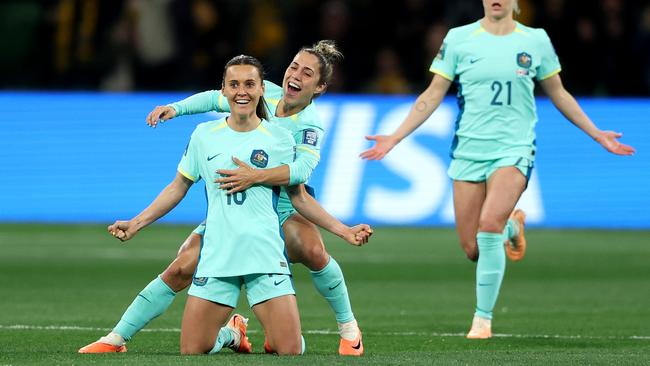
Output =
[{"x1": 235, "y1": 85, "x2": 247, "y2": 94}]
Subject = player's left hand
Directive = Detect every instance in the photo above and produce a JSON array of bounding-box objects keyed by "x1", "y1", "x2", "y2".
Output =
[
  {"x1": 345, "y1": 224, "x2": 373, "y2": 246},
  {"x1": 215, "y1": 157, "x2": 259, "y2": 193},
  {"x1": 595, "y1": 130, "x2": 636, "y2": 156}
]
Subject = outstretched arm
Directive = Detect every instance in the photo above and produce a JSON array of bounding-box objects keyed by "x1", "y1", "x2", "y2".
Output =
[
  {"x1": 540, "y1": 74, "x2": 635, "y2": 155},
  {"x1": 360, "y1": 74, "x2": 452, "y2": 160},
  {"x1": 108, "y1": 172, "x2": 194, "y2": 241},
  {"x1": 145, "y1": 90, "x2": 225, "y2": 127},
  {"x1": 287, "y1": 185, "x2": 372, "y2": 246}
]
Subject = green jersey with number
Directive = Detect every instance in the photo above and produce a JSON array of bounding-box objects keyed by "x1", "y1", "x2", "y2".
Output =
[
  {"x1": 178, "y1": 118, "x2": 295, "y2": 277},
  {"x1": 430, "y1": 21, "x2": 561, "y2": 161}
]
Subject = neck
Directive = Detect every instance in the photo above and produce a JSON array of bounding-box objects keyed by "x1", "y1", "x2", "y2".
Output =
[
  {"x1": 480, "y1": 16, "x2": 516, "y2": 35},
  {"x1": 227, "y1": 113, "x2": 261, "y2": 132},
  {"x1": 276, "y1": 98, "x2": 308, "y2": 118}
]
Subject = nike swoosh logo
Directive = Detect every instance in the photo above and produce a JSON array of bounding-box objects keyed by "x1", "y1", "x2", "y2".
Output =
[
  {"x1": 328, "y1": 281, "x2": 342, "y2": 291},
  {"x1": 207, "y1": 153, "x2": 221, "y2": 161},
  {"x1": 478, "y1": 283, "x2": 491, "y2": 287},
  {"x1": 352, "y1": 340, "x2": 362, "y2": 350},
  {"x1": 274, "y1": 279, "x2": 287, "y2": 286},
  {"x1": 470, "y1": 58, "x2": 483, "y2": 64}
]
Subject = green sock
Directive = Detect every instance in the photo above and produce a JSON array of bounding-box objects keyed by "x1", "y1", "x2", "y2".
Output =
[
  {"x1": 209, "y1": 327, "x2": 234, "y2": 354},
  {"x1": 311, "y1": 257, "x2": 354, "y2": 323},
  {"x1": 475, "y1": 232, "x2": 506, "y2": 320},
  {"x1": 113, "y1": 276, "x2": 176, "y2": 341}
]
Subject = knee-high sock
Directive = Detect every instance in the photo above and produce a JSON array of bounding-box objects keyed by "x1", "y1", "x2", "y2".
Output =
[
  {"x1": 209, "y1": 327, "x2": 234, "y2": 354},
  {"x1": 113, "y1": 276, "x2": 177, "y2": 341},
  {"x1": 311, "y1": 257, "x2": 354, "y2": 323},
  {"x1": 503, "y1": 218, "x2": 519, "y2": 240},
  {"x1": 475, "y1": 232, "x2": 506, "y2": 320}
]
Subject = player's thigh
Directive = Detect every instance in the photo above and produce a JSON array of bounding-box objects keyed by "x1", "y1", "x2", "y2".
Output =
[
  {"x1": 180, "y1": 295, "x2": 232, "y2": 354},
  {"x1": 480, "y1": 166, "x2": 527, "y2": 233},
  {"x1": 252, "y1": 294, "x2": 302, "y2": 355},
  {"x1": 453, "y1": 180, "x2": 486, "y2": 258},
  {"x1": 282, "y1": 213, "x2": 328, "y2": 271},
  {"x1": 160, "y1": 232, "x2": 202, "y2": 292}
]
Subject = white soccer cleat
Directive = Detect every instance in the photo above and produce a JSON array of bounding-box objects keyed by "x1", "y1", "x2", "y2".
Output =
[{"x1": 466, "y1": 315, "x2": 492, "y2": 339}]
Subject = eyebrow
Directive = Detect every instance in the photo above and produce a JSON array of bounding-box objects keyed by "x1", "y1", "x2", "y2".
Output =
[{"x1": 291, "y1": 62, "x2": 315, "y2": 73}]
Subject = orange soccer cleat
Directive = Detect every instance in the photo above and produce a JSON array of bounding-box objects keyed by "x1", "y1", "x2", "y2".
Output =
[
  {"x1": 226, "y1": 314, "x2": 252, "y2": 353},
  {"x1": 338, "y1": 330, "x2": 363, "y2": 356},
  {"x1": 505, "y1": 209, "x2": 527, "y2": 261},
  {"x1": 78, "y1": 341, "x2": 127, "y2": 354},
  {"x1": 263, "y1": 338, "x2": 274, "y2": 354}
]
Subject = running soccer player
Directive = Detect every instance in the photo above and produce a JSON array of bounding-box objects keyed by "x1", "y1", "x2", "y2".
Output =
[
  {"x1": 360, "y1": 0, "x2": 635, "y2": 339},
  {"x1": 80, "y1": 41, "x2": 367, "y2": 355},
  {"x1": 100, "y1": 55, "x2": 371, "y2": 355}
]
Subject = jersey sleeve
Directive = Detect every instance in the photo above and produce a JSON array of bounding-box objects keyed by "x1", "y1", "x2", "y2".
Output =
[
  {"x1": 429, "y1": 31, "x2": 459, "y2": 81},
  {"x1": 169, "y1": 90, "x2": 231, "y2": 116},
  {"x1": 287, "y1": 120, "x2": 323, "y2": 185},
  {"x1": 536, "y1": 29, "x2": 562, "y2": 80},
  {"x1": 276, "y1": 131, "x2": 298, "y2": 167},
  {"x1": 177, "y1": 129, "x2": 202, "y2": 182}
]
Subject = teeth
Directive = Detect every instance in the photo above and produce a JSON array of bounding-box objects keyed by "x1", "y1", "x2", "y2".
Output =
[
  {"x1": 288, "y1": 82, "x2": 301, "y2": 90},
  {"x1": 235, "y1": 99, "x2": 249, "y2": 104}
]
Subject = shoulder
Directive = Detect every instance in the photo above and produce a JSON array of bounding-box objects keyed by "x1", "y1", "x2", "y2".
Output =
[
  {"x1": 296, "y1": 102, "x2": 324, "y2": 131},
  {"x1": 446, "y1": 21, "x2": 482, "y2": 41},
  {"x1": 263, "y1": 80, "x2": 283, "y2": 99},
  {"x1": 193, "y1": 118, "x2": 228, "y2": 137},
  {"x1": 260, "y1": 120, "x2": 295, "y2": 143},
  {"x1": 515, "y1": 23, "x2": 552, "y2": 43}
]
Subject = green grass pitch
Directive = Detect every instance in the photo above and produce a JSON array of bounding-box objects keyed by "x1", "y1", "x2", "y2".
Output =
[{"x1": 1, "y1": 224, "x2": 649, "y2": 365}]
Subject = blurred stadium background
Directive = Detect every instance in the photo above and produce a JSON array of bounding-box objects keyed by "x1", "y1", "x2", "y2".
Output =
[{"x1": 1, "y1": 0, "x2": 649, "y2": 364}]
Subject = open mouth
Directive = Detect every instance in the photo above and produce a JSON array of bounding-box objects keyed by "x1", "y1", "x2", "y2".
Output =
[
  {"x1": 287, "y1": 81, "x2": 302, "y2": 93},
  {"x1": 235, "y1": 99, "x2": 250, "y2": 105}
]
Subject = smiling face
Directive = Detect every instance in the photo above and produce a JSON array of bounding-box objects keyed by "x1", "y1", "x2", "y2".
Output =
[
  {"x1": 282, "y1": 51, "x2": 327, "y2": 109},
  {"x1": 483, "y1": 0, "x2": 515, "y2": 20},
  {"x1": 222, "y1": 65, "x2": 265, "y2": 118}
]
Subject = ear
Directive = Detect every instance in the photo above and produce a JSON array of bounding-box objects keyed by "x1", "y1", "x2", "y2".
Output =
[{"x1": 315, "y1": 82, "x2": 327, "y2": 95}]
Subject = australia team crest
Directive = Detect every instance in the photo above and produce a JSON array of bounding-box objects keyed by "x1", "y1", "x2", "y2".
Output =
[
  {"x1": 517, "y1": 52, "x2": 532, "y2": 69},
  {"x1": 250, "y1": 149, "x2": 269, "y2": 168}
]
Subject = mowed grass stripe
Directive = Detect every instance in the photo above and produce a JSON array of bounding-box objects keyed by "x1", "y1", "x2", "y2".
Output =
[{"x1": 2, "y1": 324, "x2": 650, "y2": 341}]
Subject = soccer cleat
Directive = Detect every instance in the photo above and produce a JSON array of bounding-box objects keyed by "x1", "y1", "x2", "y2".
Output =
[
  {"x1": 466, "y1": 315, "x2": 492, "y2": 339},
  {"x1": 78, "y1": 341, "x2": 127, "y2": 353},
  {"x1": 338, "y1": 330, "x2": 363, "y2": 356},
  {"x1": 225, "y1": 314, "x2": 252, "y2": 353},
  {"x1": 505, "y1": 209, "x2": 527, "y2": 261},
  {"x1": 263, "y1": 338, "x2": 274, "y2": 354}
]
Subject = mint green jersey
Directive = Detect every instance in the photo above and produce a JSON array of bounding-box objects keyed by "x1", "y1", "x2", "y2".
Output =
[
  {"x1": 178, "y1": 118, "x2": 296, "y2": 277},
  {"x1": 170, "y1": 81, "x2": 323, "y2": 186},
  {"x1": 430, "y1": 21, "x2": 561, "y2": 161}
]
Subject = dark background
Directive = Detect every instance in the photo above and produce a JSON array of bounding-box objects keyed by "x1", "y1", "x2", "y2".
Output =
[{"x1": 1, "y1": 0, "x2": 649, "y2": 95}]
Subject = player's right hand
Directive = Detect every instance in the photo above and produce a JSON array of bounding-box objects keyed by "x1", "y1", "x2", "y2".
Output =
[
  {"x1": 108, "y1": 220, "x2": 137, "y2": 242},
  {"x1": 146, "y1": 105, "x2": 177, "y2": 128},
  {"x1": 359, "y1": 135, "x2": 399, "y2": 160}
]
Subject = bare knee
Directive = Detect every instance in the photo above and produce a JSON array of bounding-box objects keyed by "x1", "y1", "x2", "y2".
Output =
[
  {"x1": 274, "y1": 337, "x2": 302, "y2": 355},
  {"x1": 301, "y1": 242, "x2": 328, "y2": 271},
  {"x1": 161, "y1": 259, "x2": 194, "y2": 292},
  {"x1": 180, "y1": 344, "x2": 205, "y2": 355},
  {"x1": 478, "y1": 217, "x2": 504, "y2": 234}
]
